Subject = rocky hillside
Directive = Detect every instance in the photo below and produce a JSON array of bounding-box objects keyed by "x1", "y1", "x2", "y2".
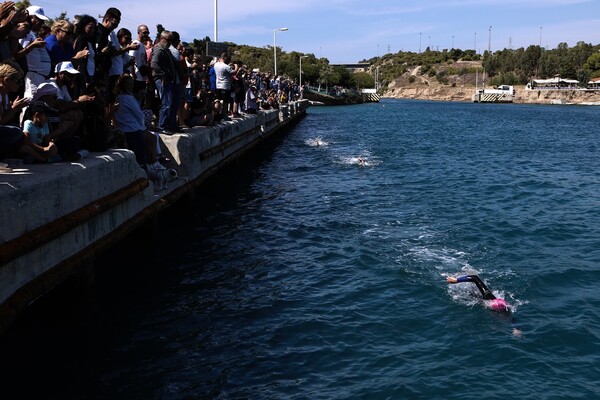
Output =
[{"x1": 383, "y1": 61, "x2": 600, "y2": 105}]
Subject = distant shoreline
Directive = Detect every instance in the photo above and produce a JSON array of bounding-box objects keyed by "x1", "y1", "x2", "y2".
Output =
[{"x1": 383, "y1": 85, "x2": 600, "y2": 105}]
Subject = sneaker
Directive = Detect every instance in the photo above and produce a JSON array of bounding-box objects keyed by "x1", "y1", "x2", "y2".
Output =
[
  {"x1": 146, "y1": 161, "x2": 166, "y2": 180},
  {"x1": 148, "y1": 160, "x2": 167, "y2": 171}
]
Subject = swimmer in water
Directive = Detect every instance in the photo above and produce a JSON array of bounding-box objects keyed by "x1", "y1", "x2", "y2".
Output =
[
  {"x1": 446, "y1": 274, "x2": 509, "y2": 312},
  {"x1": 357, "y1": 157, "x2": 366, "y2": 166},
  {"x1": 447, "y1": 274, "x2": 522, "y2": 336}
]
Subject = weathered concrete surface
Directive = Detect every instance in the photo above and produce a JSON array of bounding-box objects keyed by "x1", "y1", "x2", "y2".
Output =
[{"x1": 0, "y1": 100, "x2": 308, "y2": 335}]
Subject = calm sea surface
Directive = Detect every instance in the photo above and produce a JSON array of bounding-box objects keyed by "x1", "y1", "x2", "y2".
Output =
[{"x1": 2, "y1": 99, "x2": 600, "y2": 399}]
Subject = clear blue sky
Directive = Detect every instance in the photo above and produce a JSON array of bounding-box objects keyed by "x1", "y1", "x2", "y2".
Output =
[{"x1": 40, "y1": 0, "x2": 600, "y2": 63}]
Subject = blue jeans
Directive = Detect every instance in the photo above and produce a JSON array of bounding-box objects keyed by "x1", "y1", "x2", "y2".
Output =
[
  {"x1": 154, "y1": 78, "x2": 174, "y2": 130},
  {"x1": 169, "y1": 82, "x2": 181, "y2": 129}
]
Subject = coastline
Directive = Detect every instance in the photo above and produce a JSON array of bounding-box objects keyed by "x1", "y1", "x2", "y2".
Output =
[{"x1": 383, "y1": 84, "x2": 600, "y2": 105}]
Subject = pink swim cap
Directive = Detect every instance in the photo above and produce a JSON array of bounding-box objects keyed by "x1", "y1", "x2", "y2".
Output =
[{"x1": 488, "y1": 298, "x2": 509, "y2": 311}]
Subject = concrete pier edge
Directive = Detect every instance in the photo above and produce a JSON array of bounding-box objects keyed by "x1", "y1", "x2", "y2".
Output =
[{"x1": 0, "y1": 100, "x2": 309, "y2": 336}]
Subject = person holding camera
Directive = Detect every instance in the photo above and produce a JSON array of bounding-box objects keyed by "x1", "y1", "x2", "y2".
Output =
[
  {"x1": 129, "y1": 24, "x2": 150, "y2": 102},
  {"x1": 213, "y1": 52, "x2": 238, "y2": 120}
]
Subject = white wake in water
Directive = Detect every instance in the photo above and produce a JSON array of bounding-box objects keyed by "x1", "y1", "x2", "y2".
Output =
[
  {"x1": 338, "y1": 155, "x2": 381, "y2": 167},
  {"x1": 305, "y1": 137, "x2": 330, "y2": 147}
]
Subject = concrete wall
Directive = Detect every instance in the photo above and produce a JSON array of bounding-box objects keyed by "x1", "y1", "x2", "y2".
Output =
[{"x1": 0, "y1": 100, "x2": 308, "y2": 335}]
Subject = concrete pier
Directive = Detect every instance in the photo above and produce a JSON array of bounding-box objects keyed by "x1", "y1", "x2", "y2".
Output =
[{"x1": 0, "y1": 100, "x2": 308, "y2": 335}]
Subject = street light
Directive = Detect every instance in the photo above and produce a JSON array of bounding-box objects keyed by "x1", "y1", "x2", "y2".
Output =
[
  {"x1": 299, "y1": 55, "x2": 308, "y2": 89},
  {"x1": 214, "y1": 0, "x2": 218, "y2": 42},
  {"x1": 274, "y1": 27, "x2": 288, "y2": 77}
]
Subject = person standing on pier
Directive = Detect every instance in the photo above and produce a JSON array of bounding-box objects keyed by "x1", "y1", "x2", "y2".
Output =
[
  {"x1": 151, "y1": 30, "x2": 178, "y2": 134},
  {"x1": 129, "y1": 24, "x2": 150, "y2": 102},
  {"x1": 20, "y1": 5, "x2": 52, "y2": 99},
  {"x1": 214, "y1": 52, "x2": 238, "y2": 119}
]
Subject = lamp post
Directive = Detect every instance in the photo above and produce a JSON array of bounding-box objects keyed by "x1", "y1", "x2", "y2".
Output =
[
  {"x1": 274, "y1": 27, "x2": 288, "y2": 77},
  {"x1": 299, "y1": 55, "x2": 308, "y2": 88},
  {"x1": 214, "y1": 0, "x2": 218, "y2": 42}
]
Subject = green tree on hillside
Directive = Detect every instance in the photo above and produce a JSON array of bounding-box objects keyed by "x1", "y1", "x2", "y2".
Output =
[
  {"x1": 584, "y1": 53, "x2": 600, "y2": 77},
  {"x1": 350, "y1": 72, "x2": 375, "y2": 89}
]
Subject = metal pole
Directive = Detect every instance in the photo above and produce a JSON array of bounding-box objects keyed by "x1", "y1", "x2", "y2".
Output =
[
  {"x1": 299, "y1": 56, "x2": 301, "y2": 87},
  {"x1": 274, "y1": 29, "x2": 277, "y2": 77},
  {"x1": 299, "y1": 56, "x2": 308, "y2": 88},
  {"x1": 214, "y1": 0, "x2": 218, "y2": 42},
  {"x1": 273, "y1": 28, "x2": 288, "y2": 77}
]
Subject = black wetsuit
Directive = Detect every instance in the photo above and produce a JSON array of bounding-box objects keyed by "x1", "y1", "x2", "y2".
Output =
[{"x1": 456, "y1": 275, "x2": 496, "y2": 300}]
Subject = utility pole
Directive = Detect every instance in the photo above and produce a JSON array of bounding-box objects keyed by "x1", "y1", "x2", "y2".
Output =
[{"x1": 213, "y1": 0, "x2": 218, "y2": 42}]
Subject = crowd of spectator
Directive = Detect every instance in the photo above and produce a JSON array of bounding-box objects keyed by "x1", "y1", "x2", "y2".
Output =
[{"x1": 0, "y1": 2, "x2": 305, "y2": 183}]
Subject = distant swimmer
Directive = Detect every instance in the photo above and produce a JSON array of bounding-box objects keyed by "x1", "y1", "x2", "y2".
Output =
[
  {"x1": 446, "y1": 274, "x2": 509, "y2": 312},
  {"x1": 357, "y1": 157, "x2": 367, "y2": 166}
]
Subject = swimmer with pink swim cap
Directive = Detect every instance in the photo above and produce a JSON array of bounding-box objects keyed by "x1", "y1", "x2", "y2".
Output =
[{"x1": 446, "y1": 275, "x2": 510, "y2": 312}]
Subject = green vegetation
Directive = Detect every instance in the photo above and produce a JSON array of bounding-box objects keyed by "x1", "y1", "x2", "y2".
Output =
[
  {"x1": 194, "y1": 41, "x2": 374, "y2": 89},
  {"x1": 365, "y1": 42, "x2": 600, "y2": 89}
]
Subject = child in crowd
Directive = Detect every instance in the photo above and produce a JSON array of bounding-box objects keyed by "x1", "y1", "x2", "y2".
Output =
[
  {"x1": 187, "y1": 90, "x2": 214, "y2": 127},
  {"x1": 22, "y1": 101, "x2": 60, "y2": 163}
]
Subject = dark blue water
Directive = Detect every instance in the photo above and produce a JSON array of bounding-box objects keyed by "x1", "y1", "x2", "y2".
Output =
[{"x1": 2, "y1": 99, "x2": 600, "y2": 399}]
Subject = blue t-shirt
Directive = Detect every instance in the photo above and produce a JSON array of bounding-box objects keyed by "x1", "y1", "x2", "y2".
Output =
[{"x1": 23, "y1": 119, "x2": 50, "y2": 145}]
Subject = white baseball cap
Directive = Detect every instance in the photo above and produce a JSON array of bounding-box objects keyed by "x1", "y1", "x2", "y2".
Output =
[
  {"x1": 32, "y1": 82, "x2": 60, "y2": 101},
  {"x1": 26, "y1": 6, "x2": 50, "y2": 21},
  {"x1": 55, "y1": 61, "x2": 80, "y2": 75}
]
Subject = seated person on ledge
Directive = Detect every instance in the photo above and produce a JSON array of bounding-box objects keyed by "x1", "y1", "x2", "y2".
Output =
[{"x1": 22, "y1": 101, "x2": 60, "y2": 163}]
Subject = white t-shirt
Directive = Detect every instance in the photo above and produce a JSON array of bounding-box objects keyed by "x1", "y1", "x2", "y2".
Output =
[
  {"x1": 214, "y1": 61, "x2": 233, "y2": 90},
  {"x1": 109, "y1": 31, "x2": 125, "y2": 77},
  {"x1": 129, "y1": 39, "x2": 147, "y2": 81}
]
